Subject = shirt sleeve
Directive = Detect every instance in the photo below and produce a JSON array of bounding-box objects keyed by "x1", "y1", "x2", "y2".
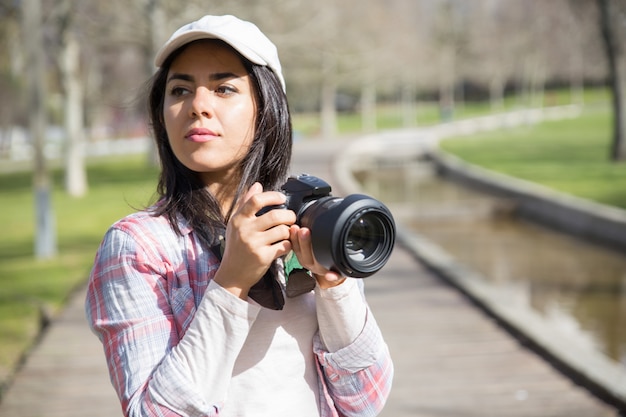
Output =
[
  {"x1": 315, "y1": 278, "x2": 367, "y2": 352},
  {"x1": 313, "y1": 281, "x2": 394, "y2": 417},
  {"x1": 85, "y1": 223, "x2": 261, "y2": 417}
]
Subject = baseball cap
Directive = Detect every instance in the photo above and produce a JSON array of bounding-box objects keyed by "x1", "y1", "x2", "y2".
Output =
[{"x1": 154, "y1": 15, "x2": 285, "y2": 92}]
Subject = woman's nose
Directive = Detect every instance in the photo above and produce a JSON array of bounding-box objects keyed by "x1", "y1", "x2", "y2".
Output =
[{"x1": 190, "y1": 87, "x2": 213, "y2": 118}]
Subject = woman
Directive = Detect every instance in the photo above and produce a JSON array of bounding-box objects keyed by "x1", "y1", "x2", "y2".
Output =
[{"x1": 86, "y1": 14, "x2": 393, "y2": 417}]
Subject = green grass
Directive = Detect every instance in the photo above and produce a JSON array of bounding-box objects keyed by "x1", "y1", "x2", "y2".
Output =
[
  {"x1": 440, "y1": 102, "x2": 626, "y2": 209},
  {"x1": 0, "y1": 155, "x2": 159, "y2": 384},
  {"x1": 292, "y1": 102, "x2": 444, "y2": 136}
]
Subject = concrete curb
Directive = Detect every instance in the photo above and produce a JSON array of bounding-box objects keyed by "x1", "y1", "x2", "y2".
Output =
[
  {"x1": 430, "y1": 150, "x2": 626, "y2": 252},
  {"x1": 332, "y1": 108, "x2": 626, "y2": 411}
]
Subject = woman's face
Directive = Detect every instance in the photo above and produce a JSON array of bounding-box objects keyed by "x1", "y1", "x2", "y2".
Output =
[{"x1": 163, "y1": 40, "x2": 256, "y2": 187}]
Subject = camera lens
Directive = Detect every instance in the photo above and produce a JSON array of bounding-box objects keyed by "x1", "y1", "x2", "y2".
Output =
[
  {"x1": 346, "y1": 211, "x2": 386, "y2": 262},
  {"x1": 341, "y1": 206, "x2": 395, "y2": 276},
  {"x1": 298, "y1": 194, "x2": 395, "y2": 278}
]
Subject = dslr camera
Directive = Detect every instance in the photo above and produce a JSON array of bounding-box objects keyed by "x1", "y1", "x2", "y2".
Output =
[{"x1": 261, "y1": 174, "x2": 396, "y2": 278}]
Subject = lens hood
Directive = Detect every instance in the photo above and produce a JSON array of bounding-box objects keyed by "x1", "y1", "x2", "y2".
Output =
[{"x1": 298, "y1": 194, "x2": 396, "y2": 278}]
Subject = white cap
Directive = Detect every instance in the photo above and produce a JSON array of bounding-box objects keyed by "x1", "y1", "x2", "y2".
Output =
[{"x1": 155, "y1": 15, "x2": 285, "y2": 92}]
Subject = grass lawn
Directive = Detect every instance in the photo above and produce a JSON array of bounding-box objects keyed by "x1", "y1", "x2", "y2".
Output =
[
  {"x1": 440, "y1": 101, "x2": 626, "y2": 209},
  {"x1": 0, "y1": 155, "x2": 159, "y2": 387},
  {"x1": 291, "y1": 103, "x2": 444, "y2": 137}
]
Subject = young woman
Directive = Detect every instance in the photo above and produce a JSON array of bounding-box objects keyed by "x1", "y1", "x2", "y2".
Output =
[{"x1": 86, "y1": 14, "x2": 393, "y2": 417}]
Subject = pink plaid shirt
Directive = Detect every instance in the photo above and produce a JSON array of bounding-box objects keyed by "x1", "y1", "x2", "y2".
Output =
[{"x1": 85, "y1": 210, "x2": 393, "y2": 417}]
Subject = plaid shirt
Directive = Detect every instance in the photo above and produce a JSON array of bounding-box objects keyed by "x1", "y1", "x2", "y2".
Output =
[{"x1": 85, "y1": 210, "x2": 393, "y2": 417}]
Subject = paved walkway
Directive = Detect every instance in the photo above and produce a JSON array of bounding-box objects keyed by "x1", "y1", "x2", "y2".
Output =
[{"x1": 0, "y1": 138, "x2": 619, "y2": 416}]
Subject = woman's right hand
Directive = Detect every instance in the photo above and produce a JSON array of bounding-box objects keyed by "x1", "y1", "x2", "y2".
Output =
[{"x1": 212, "y1": 182, "x2": 296, "y2": 300}]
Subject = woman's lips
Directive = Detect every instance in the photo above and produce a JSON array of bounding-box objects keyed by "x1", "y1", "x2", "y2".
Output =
[{"x1": 185, "y1": 128, "x2": 218, "y2": 142}]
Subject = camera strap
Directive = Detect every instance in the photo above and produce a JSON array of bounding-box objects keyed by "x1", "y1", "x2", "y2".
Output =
[
  {"x1": 210, "y1": 240, "x2": 315, "y2": 310},
  {"x1": 283, "y1": 251, "x2": 317, "y2": 298}
]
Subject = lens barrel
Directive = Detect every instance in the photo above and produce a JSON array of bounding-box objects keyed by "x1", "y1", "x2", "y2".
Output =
[{"x1": 297, "y1": 194, "x2": 395, "y2": 278}]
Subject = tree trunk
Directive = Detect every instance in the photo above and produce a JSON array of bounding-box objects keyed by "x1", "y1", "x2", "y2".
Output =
[
  {"x1": 599, "y1": 0, "x2": 626, "y2": 162},
  {"x1": 360, "y1": 73, "x2": 377, "y2": 133},
  {"x1": 22, "y1": 0, "x2": 57, "y2": 258},
  {"x1": 61, "y1": 20, "x2": 88, "y2": 197},
  {"x1": 438, "y1": 46, "x2": 455, "y2": 122},
  {"x1": 568, "y1": 10, "x2": 585, "y2": 107},
  {"x1": 320, "y1": 51, "x2": 337, "y2": 139},
  {"x1": 401, "y1": 83, "x2": 417, "y2": 128},
  {"x1": 530, "y1": 63, "x2": 546, "y2": 109},
  {"x1": 570, "y1": 51, "x2": 585, "y2": 106},
  {"x1": 489, "y1": 76, "x2": 505, "y2": 113}
]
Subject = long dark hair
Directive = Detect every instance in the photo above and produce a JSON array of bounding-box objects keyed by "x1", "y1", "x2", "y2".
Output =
[{"x1": 147, "y1": 41, "x2": 292, "y2": 247}]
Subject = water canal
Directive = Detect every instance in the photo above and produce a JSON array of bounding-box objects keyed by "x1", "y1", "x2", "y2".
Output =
[{"x1": 354, "y1": 159, "x2": 626, "y2": 366}]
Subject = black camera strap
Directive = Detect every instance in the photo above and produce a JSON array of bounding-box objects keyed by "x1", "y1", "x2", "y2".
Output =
[
  {"x1": 283, "y1": 252, "x2": 317, "y2": 298},
  {"x1": 210, "y1": 239, "x2": 315, "y2": 310}
]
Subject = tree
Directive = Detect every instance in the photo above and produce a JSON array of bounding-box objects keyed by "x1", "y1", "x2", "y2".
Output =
[
  {"x1": 433, "y1": 0, "x2": 469, "y2": 121},
  {"x1": 59, "y1": 0, "x2": 88, "y2": 197},
  {"x1": 0, "y1": 5, "x2": 23, "y2": 156},
  {"x1": 22, "y1": 0, "x2": 57, "y2": 259},
  {"x1": 598, "y1": 0, "x2": 626, "y2": 162}
]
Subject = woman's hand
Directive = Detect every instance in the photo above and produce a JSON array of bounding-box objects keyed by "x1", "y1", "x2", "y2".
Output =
[
  {"x1": 289, "y1": 225, "x2": 346, "y2": 289},
  {"x1": 213, "y1": 183, "x2": 296, "y2": 300}
]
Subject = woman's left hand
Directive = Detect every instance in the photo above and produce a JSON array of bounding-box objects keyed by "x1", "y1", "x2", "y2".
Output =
[{"x1": 289, "y1": 225, "x2": 346, "y2": 289}]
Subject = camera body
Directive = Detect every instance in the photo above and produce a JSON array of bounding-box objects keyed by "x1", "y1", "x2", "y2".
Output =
[
  {"x1": 264, "y1": 174, "x2": 396, "y2": 278},
  {"x1": 280, "y1": 174, "x2": 333, "y2": 214}
]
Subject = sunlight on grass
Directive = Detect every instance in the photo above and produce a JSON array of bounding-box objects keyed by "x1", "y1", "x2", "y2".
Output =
[{"x1": 440, "y1": 103, "x2": 626, "y2": 209}]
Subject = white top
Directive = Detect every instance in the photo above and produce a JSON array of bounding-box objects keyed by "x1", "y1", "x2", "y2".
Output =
[{"x1": 164, "y1": 272, "x2": 367, "y2": 417}]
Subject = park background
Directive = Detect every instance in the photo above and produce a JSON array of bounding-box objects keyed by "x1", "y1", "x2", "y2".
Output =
[{"x1": 1, "y1": 0, "x2": 626, "y2": 406}]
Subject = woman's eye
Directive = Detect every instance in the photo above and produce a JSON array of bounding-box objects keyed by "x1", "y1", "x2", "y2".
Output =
[
  {"x1": 170, "y1": 87, "x2": 189, "y2": 97},
  {"x1": 216, "y1": 85, "x2": 237, "y2": 96}
]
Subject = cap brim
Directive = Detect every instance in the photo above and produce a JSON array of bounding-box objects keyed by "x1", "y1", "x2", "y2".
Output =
[{"x1": 154, "y1": 30, "x2": 268, "y2": 68}]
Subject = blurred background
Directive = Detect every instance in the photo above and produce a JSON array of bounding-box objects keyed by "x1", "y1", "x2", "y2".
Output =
[
  {"x1": 1, "y1": 0, "x2": 626, "y2": 412},
  {"x1": 0, "y1": 0, "x2": 608, "y2": 152}
]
